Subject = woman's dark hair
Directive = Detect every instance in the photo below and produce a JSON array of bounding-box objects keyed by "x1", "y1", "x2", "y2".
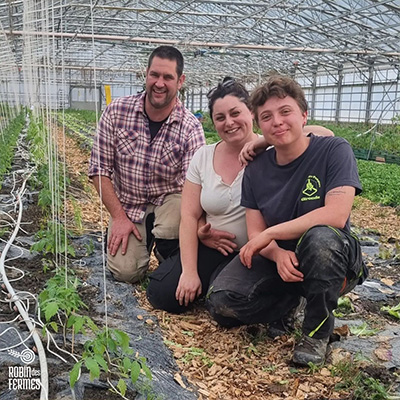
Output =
[{"x1": 207, "y1": 77, "x2": 250, "y2": 120}]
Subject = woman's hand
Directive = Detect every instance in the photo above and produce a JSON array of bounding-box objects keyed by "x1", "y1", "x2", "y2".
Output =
[
  {"x1": 175, "y1": 272, "x2": 202, "y2": 306},
  {"x1": 198, "y1": 223, "x2": 237, "y2": 255},
  {"x1": 274, "y1": 249, "x2": 304, "y2": 282}
]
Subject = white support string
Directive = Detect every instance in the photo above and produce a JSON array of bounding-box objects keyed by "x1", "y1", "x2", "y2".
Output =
[{"x1": 90, "y1": 0, "x2": 109, "y2": 335}]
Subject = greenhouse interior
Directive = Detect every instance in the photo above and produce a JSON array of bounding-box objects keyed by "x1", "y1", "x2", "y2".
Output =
[{"x1": 1, "y1": 1, "x2": 400, "y2": 400}]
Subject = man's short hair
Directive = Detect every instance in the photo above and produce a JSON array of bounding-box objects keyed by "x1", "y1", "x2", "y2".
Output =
[
  {"x1": 148, "y1": 46, "x2": 184, "y2": 78},
  {"x1": 250, "y1": 75, "x2": 308, "y2": 124}
]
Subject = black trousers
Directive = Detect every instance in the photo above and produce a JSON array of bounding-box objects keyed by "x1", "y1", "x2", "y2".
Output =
[
  {"x1": 207, "y1": 225, "x2": 368, "y2": 339},
  {"x1": 146, "y1": 243, "x2": 237, "y2": 314}
]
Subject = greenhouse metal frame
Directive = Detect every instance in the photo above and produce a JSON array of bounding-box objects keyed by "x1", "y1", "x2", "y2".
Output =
[{"x1": 1, "y1": 0, "x2": 400, "y2": 122}]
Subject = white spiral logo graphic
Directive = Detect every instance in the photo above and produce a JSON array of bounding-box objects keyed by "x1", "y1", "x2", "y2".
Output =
[{"x1": 20, "y1": 349, "x2": 35, "y2": 364}]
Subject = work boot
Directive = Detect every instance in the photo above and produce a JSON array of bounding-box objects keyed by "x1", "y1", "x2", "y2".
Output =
[
  {"x1": 267, "y1": 297, "x2": 306, "y2": 338},
  {"x1": 267, "y1": 317, "x2": 294, "y2": 338},
  {"x1": 292, "y1": 335, "x2": 329, "y2": 366}
]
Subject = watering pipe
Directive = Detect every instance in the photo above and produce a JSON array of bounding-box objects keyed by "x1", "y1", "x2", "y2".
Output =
[{"x1": 0, "y1": 176, "x2": 49, "y2": 400}]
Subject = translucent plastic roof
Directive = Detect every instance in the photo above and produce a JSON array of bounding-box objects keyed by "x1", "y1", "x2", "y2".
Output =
[{"x1": 1, "y1": 0, "x2": 400, "y2": 86}]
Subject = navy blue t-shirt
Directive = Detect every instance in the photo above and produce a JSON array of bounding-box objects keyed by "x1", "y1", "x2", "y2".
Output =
[{"x1": 241, "y1": 135, "x2": 362, "y2": 251}]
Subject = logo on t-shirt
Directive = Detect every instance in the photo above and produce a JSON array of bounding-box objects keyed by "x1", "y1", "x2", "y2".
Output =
[{"x1": 301, "y1": 175, "x2": 321, "y2": 201}]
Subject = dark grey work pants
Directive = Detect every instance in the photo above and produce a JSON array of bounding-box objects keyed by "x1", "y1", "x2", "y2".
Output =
[
  {"x1": 207, "y1": 225, "x2": 368, "y2": 339},
  {"x1": 146, "y1": 243, "x2": 237, "y2": 314}
]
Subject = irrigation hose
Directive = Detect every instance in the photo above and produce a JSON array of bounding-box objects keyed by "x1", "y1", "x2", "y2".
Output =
[{"x1": 0, "y1": 176, "x2": 49, "y2": 400}]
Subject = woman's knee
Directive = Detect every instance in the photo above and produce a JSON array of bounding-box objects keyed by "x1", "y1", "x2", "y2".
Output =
[{"x1": 146, "y1": 279, "x2": 186, "y2": 314}]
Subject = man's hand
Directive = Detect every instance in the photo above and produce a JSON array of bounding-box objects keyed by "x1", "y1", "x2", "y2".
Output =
[
  {"x1": 108, "y1": 216, "x2": 142, "y2": 256},
  {"x1": 240, "y1": 231, "x2": 273, "y2": 268},
  {"x1": 198, "y1": 223, "x2": 237, "y2": 255},
  {"x1": 175, "y1": 272, "x2": 202, "y2": 306},
  {"x1": 274, "y1": 249, "x2": 303, "y2": 282}
]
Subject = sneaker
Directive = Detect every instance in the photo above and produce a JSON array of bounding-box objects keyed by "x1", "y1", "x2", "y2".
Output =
[
  {"x1": 292, "y1": 335, "x2": 329, "y2": 366},
  {"x1": 267, "y1": 297, "x2": 306, "y2": 338}
]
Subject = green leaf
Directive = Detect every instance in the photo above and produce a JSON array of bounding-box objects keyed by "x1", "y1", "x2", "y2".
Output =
[
  {"x1": 381, "y1": 303, "x2": 400, "y2": 319},
  {"x1": 117, "y1": 378, "x2": 127, "y2": 397},
  {"x1": 94, "y1": 353, "x2": 109, "y2": 372},
  {"x1": 130, "y1": 361, "x2": 141, "y2": 383},
  {"x1": 123, "y1": 357, "x2": 131, "y2": 373},
  {"x1": 67, "y1": 315, "x2": 76, "y2": 328},
  {"x1": 113, "y1": 329, "x2": 130, "y2": 351},
  {"x1": 141, "y1": 362, "x2": 152, "y2": 380},
  {"x1": 85, "y1": 317, "x2": 98, "y2": 331},
  {"x1": 45, "y1": 302, "x2": 59, "y2": 321},
  {"x1": 106, "y1": 337, "x2": 117, "y2": 353},
  {"x1": 72, "y1": 316, "x2": 85, "y2": 334},
  {"x1": 85, "y1": 357, "x2": 100, "y2": 381},
  {"x1": 49, "y1": 321, "x2": 58, "y2": 332},
  {"x1": 350, "y1": 322, "x2": 379, "y2": 337},
  {"x1": 70, "y1": 361, "x2": 82, "y2": 387}
]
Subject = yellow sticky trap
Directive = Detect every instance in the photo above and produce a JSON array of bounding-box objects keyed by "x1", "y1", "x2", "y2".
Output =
[{"x1": 105, "y1": 85, "x2": 112, "y2": 105}]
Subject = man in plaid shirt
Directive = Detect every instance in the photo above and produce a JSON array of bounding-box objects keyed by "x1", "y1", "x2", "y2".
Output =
[{"x1": 89, "y1": 46, "x2": 205, "y2": 283}]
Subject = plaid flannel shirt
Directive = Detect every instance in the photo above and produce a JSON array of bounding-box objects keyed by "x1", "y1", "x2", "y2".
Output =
[{"x1": 89, "y1": 93, "x2": 205, "y2": 223}]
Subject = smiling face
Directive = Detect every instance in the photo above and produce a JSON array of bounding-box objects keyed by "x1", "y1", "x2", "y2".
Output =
[
  {"x1": 257, "y1": 95, "x2": 308, "y2": 149},
  {"x1": 145, "y1": 56, "x2": 185, "y2": 114},
  {"x1": 212, "y1": 95, "x2": 254, "y2": 146}
]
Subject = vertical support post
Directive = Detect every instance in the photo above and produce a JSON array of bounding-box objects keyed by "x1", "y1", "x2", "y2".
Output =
[
  {"x1": 335, "y1": 64, "x2": 343, "y2": 124},
  {"x1": 191, "y1": 90, "x2": 195, "y2": 113},
  {"x1": 69, "y1": 69, "x2": 72, "y2": 108},
  {"x1": 365, "y1": 60, "x2": 374, "y2": 123},
  {"x1": 199, "y1": 88, "x2": 203, "y2": 111},
  {"x1": 310, "y1": 66, "x2": 318, "y2": 121}
]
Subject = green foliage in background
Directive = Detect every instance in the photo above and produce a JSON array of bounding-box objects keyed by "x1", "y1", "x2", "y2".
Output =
[
  {"x1": 63, "y1": 108, "x2": 99, "y2": 124},
  {"x1": 56, "y1": 111, "x2": 96, "y2": 151},
  {"x1": 317, "y1": 121, "x2": 400, "y2": 156},
  {"x1": 356, "y1": 160, "x2": 400, "y2": 206},
  {"x1": 0, "y1": 111, "x2": 25, "y2": 189},
  {"x1": 0, "y1": 103, "x2": 19, "y2": 118}
]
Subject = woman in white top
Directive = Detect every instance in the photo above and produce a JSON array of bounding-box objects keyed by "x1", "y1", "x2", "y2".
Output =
[
  {"x1": 147, "y1": 78, "x2": 257, "y2": 312},
  {"x1": 146, "y1": 78, "x2": 333, "y2": 313}
]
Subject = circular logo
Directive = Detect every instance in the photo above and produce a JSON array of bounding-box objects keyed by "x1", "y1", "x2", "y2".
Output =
[{"x1": 20, "y1": 349, "x2": 36, "y2": 364}]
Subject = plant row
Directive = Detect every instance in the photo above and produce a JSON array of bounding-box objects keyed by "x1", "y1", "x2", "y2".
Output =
[
  {"x1": 0, "y1": 110, "x2": 25, "y2": 189},
  {"x1": 56, "y1": 111, "x2": 96, "y2": 151},
  {"x1": 26, "y1": 111, "x2": 154, "y2": 398}
]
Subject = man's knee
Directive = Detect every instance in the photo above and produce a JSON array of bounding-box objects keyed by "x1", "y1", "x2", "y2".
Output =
[
  {"x1": 153, "y1": 194, "x2": 181, "y2": 239},
  {"x1": 107, "y1": 255, "x2": 149, "y2": 284}
]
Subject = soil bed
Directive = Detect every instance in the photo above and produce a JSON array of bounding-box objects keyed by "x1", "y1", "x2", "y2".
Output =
[{"x1": 1, "y1": 127, "x2": 400, "y2": 399}]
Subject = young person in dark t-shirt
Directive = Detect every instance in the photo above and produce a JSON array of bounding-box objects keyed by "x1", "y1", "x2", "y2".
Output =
[{"x1": 207, "y1": 75, "x2": 368, "y2": 367}]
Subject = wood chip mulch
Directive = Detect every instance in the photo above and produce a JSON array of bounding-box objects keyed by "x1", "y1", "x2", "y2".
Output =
[
  {"x1": 135, "y1": 289, "x2": 351, "y2": 400},
  {"x1": 57, "y1": 127, "x2": 399, "y2": 400}
]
